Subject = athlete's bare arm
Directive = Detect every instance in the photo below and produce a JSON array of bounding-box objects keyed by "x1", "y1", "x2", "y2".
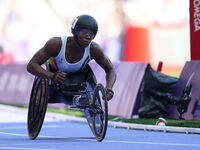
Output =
[
  {"x1": 27, "y1": 37, "x2": 65, "y2": 83},
  {"x1": 90, "y1": 42, "x2": 116, "y2": 100}
]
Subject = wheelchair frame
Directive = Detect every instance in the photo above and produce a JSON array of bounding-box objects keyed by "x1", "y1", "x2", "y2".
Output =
[{"x1": 27, "y1": 64, "x2": 108, "y2": 142}]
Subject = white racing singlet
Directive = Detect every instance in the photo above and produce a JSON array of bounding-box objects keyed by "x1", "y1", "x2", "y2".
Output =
[{"x1": 49, "y1": 36, "x2": 91, "y2": 73}]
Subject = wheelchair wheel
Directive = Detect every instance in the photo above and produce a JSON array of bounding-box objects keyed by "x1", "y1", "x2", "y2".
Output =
[
  {"x1": 84, "y1": 80, "x2": 96, "y2": 135},
  {"x1": 27, "y1": 77, "x2": 48, "y2": 140},
  {"x1": 92, "y1": 83, "x2": 108, "y2": 141}
]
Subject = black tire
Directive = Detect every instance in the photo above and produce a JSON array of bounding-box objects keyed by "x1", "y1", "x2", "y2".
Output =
[
  {"x1": 92, "y1": 83, "x2": 108, "y2": 141},
  {"x1": 27, "y1": 77, "x2": 48, "y2": 140}
]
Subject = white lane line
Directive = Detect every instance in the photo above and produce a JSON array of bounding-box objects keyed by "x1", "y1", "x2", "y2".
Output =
[
  {"x1": 0, "y1": 125, "x2": 61, "y2": 130},
  {"x1": 0, "y1": 131, "x2": 62, "y2": 138},
  {"x1": 0, "y1": 131, "x2": 93, "y2": 140},
  {"x1": 0, "y1": 131, "x2": 27, "y2": 137},
  {"x1": 0, "y1": 137, "x2": 199, "y2": 148},
  {"x1": 0, "y1": 131, "x2": 200, "y2": 147},
  {"x1": 104, "y1": 140, "x2": 200, "y2": 147},
  {"x1": 0, "y1": 141, "x2": 94, "y2": 146},
  {"x1": 0, "y1": 126, "x2": 27, "y2": 130},
  {"x1": 0, "y1": 146, "x2": 55, "y2": 150}
]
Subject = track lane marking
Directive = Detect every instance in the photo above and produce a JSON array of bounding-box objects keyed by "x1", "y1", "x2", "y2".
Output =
[
  {"x1": 0, "y1": 125, "x2": 61, "y2": 130},
  {"x1": 0, "y1": 131, "x2": 200, "y2": 147},
  {"x1": 0, "y1": 146, "x2": 55, "y2": 150},
  {"x1": 104, "y1": 140, "x2": 200, "y2": 147}
]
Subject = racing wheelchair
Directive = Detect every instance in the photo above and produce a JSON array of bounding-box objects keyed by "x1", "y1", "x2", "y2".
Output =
[{"x1": 27, "y1": 63, "x2": 108, "y2": 142}]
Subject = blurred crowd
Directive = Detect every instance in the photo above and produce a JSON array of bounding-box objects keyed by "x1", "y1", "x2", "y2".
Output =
[
  {"x1": 0, "y1": 0, "x2": 190, "y2": 74},
  {"x1": 0, "y1": 45, "x2": 14, "y2": 64}
]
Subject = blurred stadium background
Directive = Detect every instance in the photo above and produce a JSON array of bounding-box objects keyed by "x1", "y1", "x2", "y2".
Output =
[{"x1": 0, "y1": 0, "x2": 190, "y2": 76}]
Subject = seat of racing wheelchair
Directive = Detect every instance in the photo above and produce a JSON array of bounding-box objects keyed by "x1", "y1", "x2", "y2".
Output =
[
  {"x1": 47, "y1": 64, "x2": 97, "y2": 104},
  {"x1": 53, "y1": 72, "x2": 88, "y2": 95},
  {"x1": 55, "y1": 71, "x2": 87, "y2": 88}
]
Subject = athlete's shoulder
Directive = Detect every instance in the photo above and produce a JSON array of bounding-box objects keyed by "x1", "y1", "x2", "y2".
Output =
[
  {"x1": 90, "y1": 41, "x2": 104, "y2": 60},
  {"x1": 45, "y1": 37, "x2": 62, "y2": 48},
  {"x1": 44, "y1": 37, "x2": 62, "y2": 57},
  {"x1": 90, "y1": 41, "x2": 102, "y2": 51}
]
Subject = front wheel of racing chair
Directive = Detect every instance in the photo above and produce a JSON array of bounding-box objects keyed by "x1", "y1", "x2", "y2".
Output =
[
  {"x1": 91, "y1": 83, "x2": 108, "y2": 141},
  {"x1": 27, "y1": 77, "x2": 48, "y2": 140},
  {"x1": 79, "y1": 65, "x2": 108, "y2": 141}
]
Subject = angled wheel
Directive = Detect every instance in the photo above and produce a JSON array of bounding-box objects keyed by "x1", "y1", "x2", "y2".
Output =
[
  {"x1": 84, "y1": 80, "x2": 96, "y2": 135},
  {"x1": 92, "y1": 83, "x2": 108, "y2": 141},
  {"x1": 27, "y1": 77, "x2": 48, "y2": 140}
]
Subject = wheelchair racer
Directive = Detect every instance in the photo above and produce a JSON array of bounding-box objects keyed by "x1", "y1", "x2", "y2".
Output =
[{"x1": 27, "y1": 15, "x2": 116, "y2": 100}]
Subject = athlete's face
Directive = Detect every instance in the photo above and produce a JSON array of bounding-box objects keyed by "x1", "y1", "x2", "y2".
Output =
[{"x1": 77, "y1": 29, "x2": 95, "y2": 47}]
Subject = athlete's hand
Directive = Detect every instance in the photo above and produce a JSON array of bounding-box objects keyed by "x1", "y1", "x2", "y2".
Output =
[
  {"x1": 51, "y1": 71, "x2": 66, "y2": 84},
  {"x1": 106, "y1": 89, "x2": 114, "y2": 101}
]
